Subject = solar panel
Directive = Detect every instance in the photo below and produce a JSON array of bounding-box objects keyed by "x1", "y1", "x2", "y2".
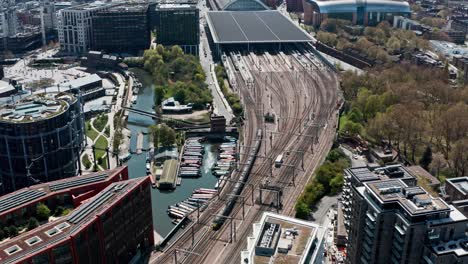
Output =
[
  {"x1": 67, "y1": 183, "x2": 127, "y2": 224},
  {"x1": 49, "y1": 173, "x2": 108, "y2": 192},
  {"x1": 0, "y1": 190, "x2": 47, "y2": 213}
]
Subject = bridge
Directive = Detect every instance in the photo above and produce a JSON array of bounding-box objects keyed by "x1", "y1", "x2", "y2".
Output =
[{"x1": 123, "y1": 106, "x2": 211, "y2": 129}]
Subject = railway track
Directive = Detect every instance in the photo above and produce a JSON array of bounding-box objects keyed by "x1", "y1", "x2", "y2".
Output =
[
  {"x1": 154, "y1": 47, "x2": 340, "y2": 264},
  {"x1": 184, "y1": 49, "x2": 338, "y2": 264}
]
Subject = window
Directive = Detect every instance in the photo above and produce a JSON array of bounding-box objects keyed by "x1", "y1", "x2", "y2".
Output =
[
  {"x1": 4, "y1": 245, "x2": 22, "y2": 255},
  {"x1": 25, "y1": 236, "x2": 42, "y2": 246}
]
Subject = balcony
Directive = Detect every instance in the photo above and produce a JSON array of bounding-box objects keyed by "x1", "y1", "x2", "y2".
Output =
[
  {"x1": 364, "y1": 226, "x2": 375, "y2": 238},
  {"x1": 366, "y1": 212, "x2": 376, "y2": 222},
  {"x1": 395, "y1": 225, "x2": 406, "y2": 236}
]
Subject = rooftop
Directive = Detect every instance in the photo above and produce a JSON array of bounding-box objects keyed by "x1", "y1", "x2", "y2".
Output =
[
  {"x1": 346, "y1": 164, "x2": 416, "y2": 183},
  {"x1": 156, "y1": 3, "x2": 196, "y2": 9},
  {"x1": 0, "y1": 167, "x2": 127, "y2": 216},
  {"x1": 61, "y1": 74, "x2": 102, "y2": 89},
  {"x1": 447, "y1": 177, "x2": 468, "y2": 196},
  {"x1": 160, "y1": 159, "x2": 178, "y2": 186},
  {"x1": 0, "y1": 80, "x2": 15, "y2": 96},
  {"x1": 0, "y1": 176, "x2": 148, "y2": 264},
  {"x1": 63, "y1": 1, "x2": 115, "y2": 11},
  {"x1": 365, "y1": 179, "x2": 451, "y2": 216},
  {"x1": 99, "y1": 3, "x2": 148, "y2": 12},
  {"x1": 0, "y1": 93, "x2": 76, "y2": 123},
  {"x1": 206, "y1": 11, "x2": 313, "y2": 44},
  {"x1": 242, "y1": 212, "x2": 322, "y2": 264},
  {"x1": 305, "y1": 0, "x2": 411, "y2": 13}
]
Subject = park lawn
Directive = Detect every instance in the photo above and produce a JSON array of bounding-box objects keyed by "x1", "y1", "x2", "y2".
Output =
[
  {"x1": 95, "y1": 136, "x2": 108, "y2": 159},
  {"x1": 85, "y1": 120, "x2": 99, "y2": 141},
  {"x1": 93, "y1": 114, "x2": 109, "y2": 132}
]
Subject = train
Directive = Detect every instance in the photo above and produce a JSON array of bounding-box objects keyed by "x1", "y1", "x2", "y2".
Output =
[{"x1": 212, "y1": 129, "x2": 263, "y2": 230}]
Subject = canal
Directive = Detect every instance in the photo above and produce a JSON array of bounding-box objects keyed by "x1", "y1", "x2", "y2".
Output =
[{"x1": 126, "y1": 69, "x2": 220, "y2": 237}]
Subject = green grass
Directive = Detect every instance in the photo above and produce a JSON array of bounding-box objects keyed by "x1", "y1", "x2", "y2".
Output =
[
  {"x1": 61, "y1": 208, "x2": 72, "y2": 216},
  {"x1": 94, "y1": 136, "x2": 109, "y2": 170},
  {"x1": 95, "y1": 136, "x2": 108, "y2": 159},
  {"x1": 85, "y1": 120, "x2": 99, "y2": 141},
  {"x1": 93, "y1": 114, "x2": 109, "y2": 132}
]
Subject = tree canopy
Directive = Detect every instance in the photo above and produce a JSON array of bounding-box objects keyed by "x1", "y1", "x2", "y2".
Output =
[{"x1": 142, "y1": 45, "x2": 212, "y2": 110}]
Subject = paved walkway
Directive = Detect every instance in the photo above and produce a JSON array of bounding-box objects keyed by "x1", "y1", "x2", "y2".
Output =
[
  {"x1": 81, "y1": 116, "x2": 111, "y2": 172},
  {"x1": 198, "y1": 1, "x2": 234, "y2": 124}
]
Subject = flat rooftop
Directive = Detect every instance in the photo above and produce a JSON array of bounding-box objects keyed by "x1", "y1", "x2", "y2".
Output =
[
  {"x1": 0, "y1": 93, "x2": 76, "y2": 123},
  {"x1": 100, "y1": 3, "x2": 148, "y2": 12},
  {"x1": 364, "y1": 179, "x2": 451, "y2": 216},
  {"x1": 346, "y1": 164, "x2": 416, "y2": 183},
  {"x1": 242, "y1": 212, "x2": 321, "y2": 264},
  {"x1": 156, "y1": 3, "x2": 196, "y2": 9},
  {"x1": 206, "y1": 11, "x2": 313, "y2": 44},
  {"x1": 447, "y1": 177, "x2": 468, "y2": 196},
  {"x1": 0, "y1": 177, "x2": 148, "y2": 264}
]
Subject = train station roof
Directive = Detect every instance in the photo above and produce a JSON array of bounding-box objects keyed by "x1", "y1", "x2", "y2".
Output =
[{"x1": 206, "y1": 11, "x2": 313, "y2": 44}]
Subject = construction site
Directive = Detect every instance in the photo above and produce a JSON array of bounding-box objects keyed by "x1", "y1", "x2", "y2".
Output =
[{"x1": 151, "y1": 7, "x2": 342, "y2": 263}]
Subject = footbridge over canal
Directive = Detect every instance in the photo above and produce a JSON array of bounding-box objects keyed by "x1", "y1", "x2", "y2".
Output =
[{"x1": 123, "y1": 106, "x2": 211, "y2": 130}]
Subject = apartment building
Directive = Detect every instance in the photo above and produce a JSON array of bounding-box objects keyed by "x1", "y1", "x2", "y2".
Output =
[{"x1": 343, "y1": 164, "x2": 468, "y2": 264}]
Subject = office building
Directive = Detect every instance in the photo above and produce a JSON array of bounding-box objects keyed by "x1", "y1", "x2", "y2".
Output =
[
  {"x1": 302, "y1": 0, "x2": 411, "y2": 26},
  {"x1": 343, "y1": 164, "x2": 468, "y2": 264},
  {"x1": 153, "y1": 4, "x2": 199, "y2": 55},
  {"x1": 0, "y1": 176, "x2": 154, "y2": 264},
  {"x1": 241, "y1": 212, "x2": 322, "y2": 264},
  {"x1": 92, "y1": 4, "x2": 150, "y2": 53},
  {"x1": 58, "y1": 2, "x2": 115, "y2": 54},
  {"x1": 0, "y1": 92, "x2": 85, "y2": 195},
  {"x1": 452, "y1": 17, "x2": 468, "y2": 35}
]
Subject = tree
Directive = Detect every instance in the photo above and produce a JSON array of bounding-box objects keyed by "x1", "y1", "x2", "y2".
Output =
[
  {"x1": 28, "y1": 217, "x2": 39, "y2": 230},
  {"x1": 54, "y1": 206, "x2": 65, "y2": 217},
  {"x1": 419, "y1": 146, "x2": 433, "y2": 170},
  {"x1": 149, "y1": 124, "x2": 176, "y2": 148},
  {"x1": 8, "y1": 226, "x2": 18, "y2": 237},
  {"x1": 2, "y1": 227, "x2": 9, "y2": 238},
  {"x1": 295, "y1": 200, "x2": 310, "y2": 220},
  {"x1": 429, "y1": 152, "x2": 447, "y2": 177},
  {"x1": 36, "y1": 203, "x2": 51, "y2": 221},
  {"x1": 450, "y1": 139, "x2": 468, "y2": 177},
  {"x1": 0, "y1": 227, "x2": 4, "y2": 240}
]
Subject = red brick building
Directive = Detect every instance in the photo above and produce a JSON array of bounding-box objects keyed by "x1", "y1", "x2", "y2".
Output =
[{"x1": 0, "y1": 176, "x2": 153, "y2": 264}]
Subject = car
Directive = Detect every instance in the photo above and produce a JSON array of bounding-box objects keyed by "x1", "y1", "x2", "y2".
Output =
[{"x1": 352, "y1": 154, "x2": 358, "y2": 159}]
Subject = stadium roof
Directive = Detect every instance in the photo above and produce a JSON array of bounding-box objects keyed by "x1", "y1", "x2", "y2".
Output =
[
  {"x1": 206, "y1": 11, "x2": 313, "y2": 44},
  {"x1": 306, "y1": 0, "x2": 411, "y2": 13}
]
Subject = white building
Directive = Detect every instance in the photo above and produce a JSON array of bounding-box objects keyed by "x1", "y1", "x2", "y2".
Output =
[
  {"x1": 241, "y1": 212, "x2": 323, "y2": 264},
  {"x1": 57, "y1": 1, "x2": 114, "y2": 54}
]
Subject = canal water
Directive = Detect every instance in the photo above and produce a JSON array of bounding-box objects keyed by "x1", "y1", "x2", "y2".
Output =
[{"x1": 126, "y1": 69, "x2": 220, "y2": 237}]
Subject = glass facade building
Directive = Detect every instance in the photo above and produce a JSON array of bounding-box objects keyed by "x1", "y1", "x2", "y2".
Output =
[
  {"x1": 0, "y1": 93, "x2": 85, "y2": 195},
  {"x1": 152, "y1": 4, "x2": 200, "y2": 55},
  {"x1": 92, "y1": 4, "x2": 150, "y2": 54}
]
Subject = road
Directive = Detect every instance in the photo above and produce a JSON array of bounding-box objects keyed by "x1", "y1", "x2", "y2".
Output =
[{"x1": 198, "y1": 0, "x2": 234, "y2": 124}]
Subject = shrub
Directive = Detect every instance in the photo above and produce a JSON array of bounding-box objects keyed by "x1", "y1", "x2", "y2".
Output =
[{"x1": 36, "y1": 203, "x2": 51, "y2": 221}]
